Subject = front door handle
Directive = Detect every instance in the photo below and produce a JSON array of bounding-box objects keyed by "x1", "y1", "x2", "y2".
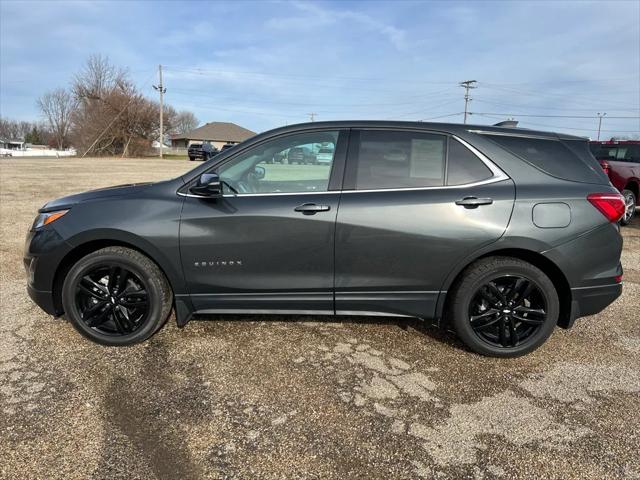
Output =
[
  {"x1": 455, "y1": 197, "x2": 493, "y2": 209},
  {"x1": 294, "y1": 203, "x2": 331, "y2": 215}
]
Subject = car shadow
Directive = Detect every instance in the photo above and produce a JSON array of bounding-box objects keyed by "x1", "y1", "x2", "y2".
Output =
[{"x1": 191, "y1": 313, "x2": 464, "y2": 350}]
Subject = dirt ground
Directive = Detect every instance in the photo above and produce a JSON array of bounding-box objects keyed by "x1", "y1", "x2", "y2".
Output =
[{"x1": 1, "y1": 157, "x2": 639, "y2": 479}]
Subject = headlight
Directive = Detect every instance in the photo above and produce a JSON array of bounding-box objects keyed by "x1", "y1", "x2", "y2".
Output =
[{"x1": 32, "y1": 209, "x2": 69, "y2": 229}]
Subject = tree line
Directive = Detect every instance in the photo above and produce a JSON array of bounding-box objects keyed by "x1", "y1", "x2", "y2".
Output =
[{"x1": 1, "y1": 55, "x2": 199, "y2": 156}]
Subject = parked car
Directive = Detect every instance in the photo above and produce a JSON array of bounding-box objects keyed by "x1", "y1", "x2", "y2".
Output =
[
  {"x1": 589, "y1": 140, "x2": 639, "y2": 225},
  {"x1": 25, "y1": 121, "x2": 624, "y2": 357},
  {"x1": 287, "y1": 146, "x2": 315, "y2": 164},
  {"x1": 219, "y1": 143, "x2": 236, "y2": 153},
  {"x1": 188, "y1": 142, "x2": 218, "y2": 161},
  {"x1": 316, "y1": 147, "x2": 334, "y2": 165}
]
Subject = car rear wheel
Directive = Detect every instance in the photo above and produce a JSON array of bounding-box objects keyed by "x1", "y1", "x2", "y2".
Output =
[
  {"x1": 448, "y1": 257, "x2": 559, "y2": 357},
  {"x1": 62, "y1": 247, "x2": 172, "y2": 346},
  {"x1": 621, "y1": 189, "x2": 636, "y2": 226}
]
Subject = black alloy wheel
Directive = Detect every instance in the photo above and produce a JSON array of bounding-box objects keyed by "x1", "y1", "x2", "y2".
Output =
[
  {"x1": 449, "y1": 256, "x2": 559, "y2": 357},
  {"x1": 468, "y1": 275, "x2": 547, "y2": 348},
  {"x1": 75, "y1": 264, "x2": 149, "y2": 335},
  {"x1": 621, "y1": 189, "x2": 636, "y2": 226},
  {"x1": 62, "y1": 246, "x2": 172, "y2": 346}
]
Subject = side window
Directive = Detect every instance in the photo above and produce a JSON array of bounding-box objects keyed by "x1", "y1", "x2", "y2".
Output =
[
  {"x1": 354, "y1": 130, "x2": 446, "y2": 190},
  {"x1": 446, "y1": 138, "x2": 493, "y2": 185},
  {"x1": 487, "y1": 135, "x2": 607, "y2": 184},
  {"x1": 217, "y1": 131, "x2": 339, "y2": 194},
  {"x1": 615, "y1": 146, "x2": 640, "y2": 163}
]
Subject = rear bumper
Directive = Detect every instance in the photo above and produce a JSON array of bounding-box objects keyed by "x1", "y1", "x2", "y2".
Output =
[{"x1": 567, "y1": 282, "x2": 622, "y2": 327}]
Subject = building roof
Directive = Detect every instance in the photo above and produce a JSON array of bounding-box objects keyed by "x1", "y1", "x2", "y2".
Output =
[{"x1": 171, "y1": 122, "x2": 256, "y2": 142}]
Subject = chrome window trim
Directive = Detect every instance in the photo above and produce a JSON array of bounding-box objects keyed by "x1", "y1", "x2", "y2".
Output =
[
  {"x1": 178, "y1": 134, "x2": 509, "y2": 198},
  {"x1": 178, "y1": 190, "x2": 341, "y2": 198},
  {"x1": 468, "y1": 129, "x2": 561, "y2": 140}
]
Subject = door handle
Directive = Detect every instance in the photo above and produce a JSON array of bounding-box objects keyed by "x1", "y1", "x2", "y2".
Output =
[
  {"x1": 455, "y1": 197, "x2": 493, "y2": 208},
  {"x1": 294, "y1": 203, "x2": 331, "y2": 215}
]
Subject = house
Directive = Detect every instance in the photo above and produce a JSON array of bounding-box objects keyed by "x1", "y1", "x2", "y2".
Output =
[
  {"x1": 170, "y1": 122, "x2": 256, "y2": 149},
  {"x1": 0, "y1": 139, "x2": 24, "y2": 150}
]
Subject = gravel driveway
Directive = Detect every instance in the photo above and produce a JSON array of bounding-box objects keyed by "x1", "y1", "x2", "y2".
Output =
[{"x1": 1, "y1": 157, "x2": 639, "y2": 479}]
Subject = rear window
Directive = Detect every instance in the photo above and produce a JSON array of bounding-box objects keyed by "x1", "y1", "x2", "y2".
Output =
[
  {"x1": 446, "y1": 138, "x2": 493, "y2": 185},
  {"x1": 591, "y1": 144, "x2": 640, "y2": 163},
  {"x1": 486, "y1": 135, "x2": 609, "y2": 184}
]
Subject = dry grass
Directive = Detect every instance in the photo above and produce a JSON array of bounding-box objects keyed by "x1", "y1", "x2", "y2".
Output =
[{"x1": 1, "y1": 157, "x2": 639, "y2": 479}]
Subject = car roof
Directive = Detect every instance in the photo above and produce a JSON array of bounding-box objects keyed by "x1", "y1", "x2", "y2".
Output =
[{"x1": 256, "y1": 120, "x2": 588, "y2": 141}]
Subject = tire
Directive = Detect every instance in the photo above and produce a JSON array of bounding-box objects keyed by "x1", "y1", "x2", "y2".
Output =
[
  {"x1": 620, "y1": 189, "x2": 636, "y2": 226},
  {"x1": 448, "y1": 256, "x2": 559, "y2": 357},
  {"x1": 189, "y1": 156, "x2": 195, "y2": 161},
  {"x1": 62, "y1": 247, "x2": 172, "y2": 346}
]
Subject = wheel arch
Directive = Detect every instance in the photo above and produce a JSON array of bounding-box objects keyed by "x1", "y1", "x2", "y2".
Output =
[
  {"x1": 438, "y1": 247, "x2": 572, "y2": 329},
  {"x1": 52, "y1": 233, "x2": 185, "y2": 315},
  {"x1": 623, "y1": 179, "x2": 639, "y2": 199}
]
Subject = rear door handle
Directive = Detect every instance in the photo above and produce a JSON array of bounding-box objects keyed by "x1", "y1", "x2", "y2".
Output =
[
  {"x1": 455, "y1": 197, "x2": 493, "y2": 208},
  {"x1": 294, "y1": 203, "x2": 331, "y2": 215}
]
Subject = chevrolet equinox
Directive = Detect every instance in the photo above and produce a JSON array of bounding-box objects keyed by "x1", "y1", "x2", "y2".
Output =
[{"x1": 24, "y1": 121, "x2": 625, "y2": 357}]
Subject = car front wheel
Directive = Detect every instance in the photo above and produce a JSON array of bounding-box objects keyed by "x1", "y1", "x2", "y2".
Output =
[
  {"x1": 621, "y1": 189, "x2": 636, "y2": 226},
  {"x1": 62, "y1": 246, "x2": 172, "y2": 346},
  {"x1": 448, "y1": 256, "x2": 559, "y2": 357}
]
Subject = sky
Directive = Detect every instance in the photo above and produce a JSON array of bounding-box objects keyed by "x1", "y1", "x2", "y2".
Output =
[{"x1": 1, "y1": 0, "x2": 639, "y2": 138}]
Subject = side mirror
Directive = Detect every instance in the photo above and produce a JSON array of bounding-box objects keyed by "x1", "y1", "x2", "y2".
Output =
[
  {"x1": 190, "y1": 173, "x2": 222, "y2": 197},
  {"x1": 253, "y1": 166, "x2": 266, "y2": 180}
]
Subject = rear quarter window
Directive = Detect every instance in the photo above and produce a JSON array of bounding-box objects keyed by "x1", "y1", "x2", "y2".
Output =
[{"x1": 486, "y1": 135, "x2": 609, "y2": 184}]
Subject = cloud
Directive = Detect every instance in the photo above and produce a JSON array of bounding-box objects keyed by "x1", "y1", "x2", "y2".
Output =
[{"x1": 266, "y1": 0, "x2": 407, "y2": 50}]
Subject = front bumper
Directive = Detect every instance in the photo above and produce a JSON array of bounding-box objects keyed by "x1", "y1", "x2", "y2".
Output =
[
  {"x1": 24, "y1": 226, "x2": 72, "y2": 316},
  {"x1": 27, "y1": 284, "x2": 57, "y2": 315}
]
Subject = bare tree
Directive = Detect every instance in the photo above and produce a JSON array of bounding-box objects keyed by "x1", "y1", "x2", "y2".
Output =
[
  {"x1": 72, "y1": 54, "x2": 127, "y2": 101},
  {"x1": 172, "y1": 110, "x2": 199, "y2": 135},
  {"x1": 70, "y1": 55, "x2": 162, "y2": 156},
  {"x1": 37, "y1": 88, "x2": 77, "y2": 149},
  {"x1": 0, "y1": 117, "x2": 34, "y2": 141}
]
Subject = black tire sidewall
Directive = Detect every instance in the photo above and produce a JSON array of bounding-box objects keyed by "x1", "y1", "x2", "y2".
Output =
[
  {"x1": 451, "y1": 259, "x2": 559, "y2": 357},
  {"x1": 62, "y1": 251, "x2": 167, "y2": 346}
]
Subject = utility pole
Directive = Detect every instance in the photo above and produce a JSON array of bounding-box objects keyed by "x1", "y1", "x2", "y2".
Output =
[
  {"x1": 307, "y1": 112, "x2": 317, "y2": 122},
  {"x1": 597, "y1": 112, "x2": 606, "y2": 141},
  {"x1": 153, "y1": 65, "x2": 166, "y2": 158},
  {"x1": 459, "y1": 80, "x2": 477, "y2": 124}
]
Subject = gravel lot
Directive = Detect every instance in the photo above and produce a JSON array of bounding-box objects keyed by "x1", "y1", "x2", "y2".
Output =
[{"x1": 1, "y1": 157, "x2": 639, "y2": 479}]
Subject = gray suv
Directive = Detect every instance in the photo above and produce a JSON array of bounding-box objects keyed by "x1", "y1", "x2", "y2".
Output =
[{"x1": 24, "y1": 121, "x2": 625, "y2": 357}]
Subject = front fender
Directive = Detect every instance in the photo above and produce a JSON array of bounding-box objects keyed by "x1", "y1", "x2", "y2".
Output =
[{"x1": 65, "y1": 229, "x2": 187, "y2": 295}]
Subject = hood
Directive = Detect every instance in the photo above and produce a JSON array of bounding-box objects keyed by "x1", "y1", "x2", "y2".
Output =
[{"x1": 41, "y1": 183, "x2": 154, "y2": 212}]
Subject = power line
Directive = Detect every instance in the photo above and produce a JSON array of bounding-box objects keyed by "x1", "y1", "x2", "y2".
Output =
[
  {"x1": 460, "y1": 80, "x2": 477, "y2": 124},
  {"x1": 473, "y1": 113, "x2": 640, "y2": 134},
  {"x1": 480, "y1": 83, "x2": 637, "y2": 109},
  {"x1": 163, "y1": 65, "x2": 458, "y2": 85},
  {"x1": 472, "y1": 98, "x2": 639, "y2": 114},
  {"x1": 468, "y1": 112, "x2": 639, "y2": 119},
  {"x1": 167, "y1": 87, "x2": 458, "y2": 108}
]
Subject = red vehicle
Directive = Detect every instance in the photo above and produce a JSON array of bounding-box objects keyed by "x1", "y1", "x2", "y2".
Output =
[{"x1": 590, "y1": 140, "x2": 640, "y2": 225}]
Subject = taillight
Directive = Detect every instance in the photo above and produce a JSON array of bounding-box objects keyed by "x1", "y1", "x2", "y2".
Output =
[
  {"x1": 599, "y1": 160, "x2": 610, "y2": 176},
  {"x1": 614, "y1": 274, "x2": 623, "y2": 283},
  {"x1": 587, "y1": 193, "x2": 626, "y2": 222}
]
